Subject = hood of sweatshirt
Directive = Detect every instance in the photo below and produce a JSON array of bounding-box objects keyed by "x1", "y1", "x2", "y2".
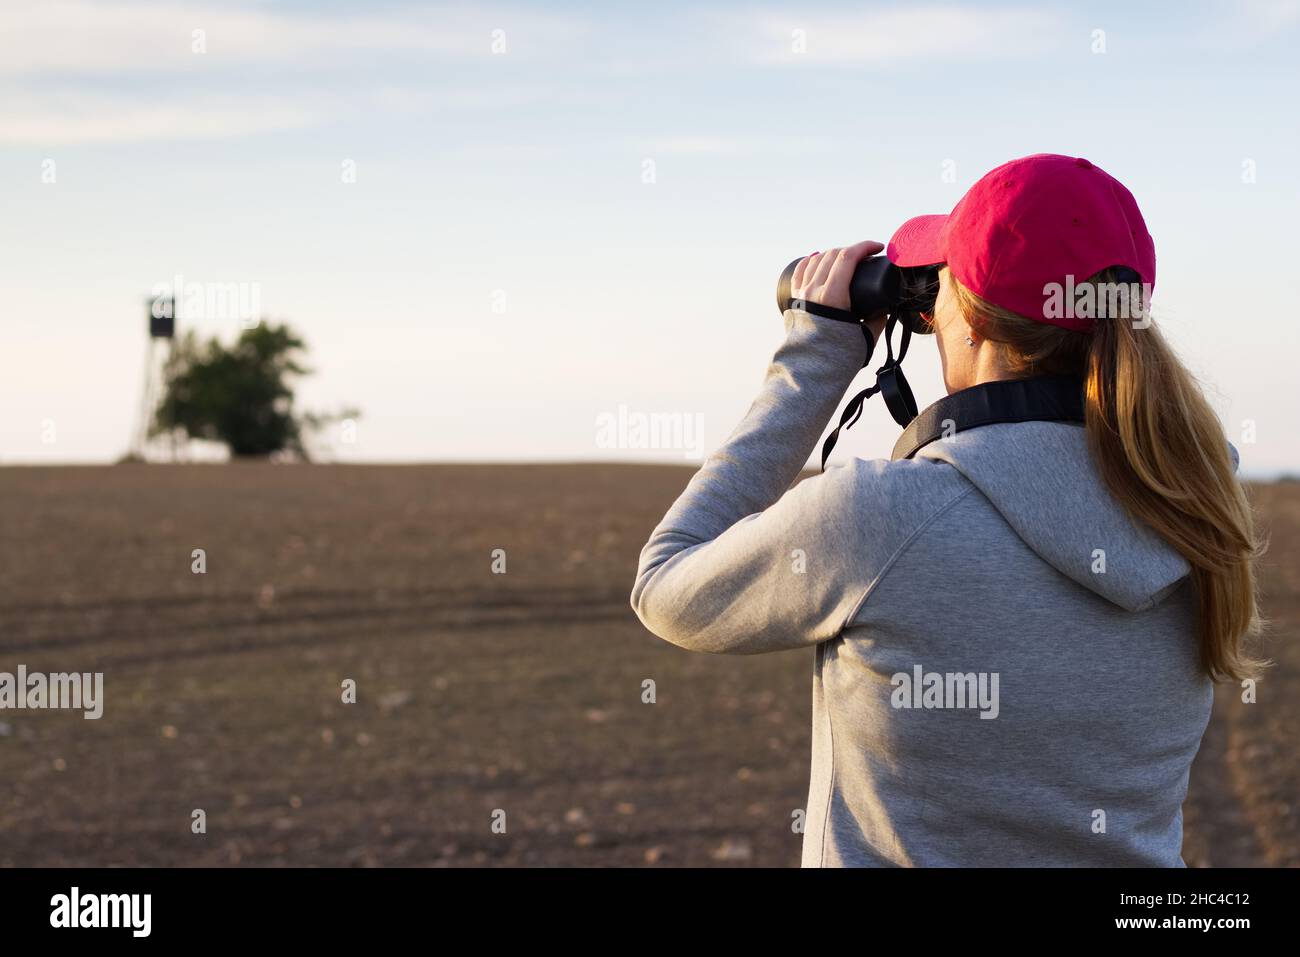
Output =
[{"x1": 913, "y1": 420, "x2": 1191, "y2": 612}]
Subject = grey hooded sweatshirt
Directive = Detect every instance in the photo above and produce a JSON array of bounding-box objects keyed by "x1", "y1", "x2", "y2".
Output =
[{"x1": 631, "y1": 308, "x2": 1213, "y2": 867}]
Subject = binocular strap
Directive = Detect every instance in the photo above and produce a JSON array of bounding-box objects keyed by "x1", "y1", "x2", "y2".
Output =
[
  {"x1": 819, "y1": 316, "x2": 913, "y2": 471},
  {"x1": 890, "y1": 374, "x2": 1087, "y2": 461},
  {"x1": 822, "y1": 370, "x2": 1086, "y2": 470}
]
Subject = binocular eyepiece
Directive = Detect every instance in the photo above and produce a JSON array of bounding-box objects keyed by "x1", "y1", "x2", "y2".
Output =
[
  {"x1": 775, "y1": 254, "x2": 942, "y2": 463},
  {"x1": 775, "y1": 255, "x2": 940, "y2": 333}
]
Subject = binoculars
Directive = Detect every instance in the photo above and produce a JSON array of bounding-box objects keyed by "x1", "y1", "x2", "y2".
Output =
[
  {"x1": 775, "y1": 254, "x2": 940, "y2": 334},
  {"x1": 775, "y1": 254, "x2": 942, "y2": 465}
]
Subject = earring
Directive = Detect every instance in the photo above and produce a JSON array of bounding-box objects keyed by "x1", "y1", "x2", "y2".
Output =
[{"x1": 964, "y1": 335, "x2": 976, "y2": 347}]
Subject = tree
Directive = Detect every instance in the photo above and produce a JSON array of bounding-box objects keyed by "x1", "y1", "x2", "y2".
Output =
[{"x1": 152, "y1": 321, "x2": 353, "y2": 459}]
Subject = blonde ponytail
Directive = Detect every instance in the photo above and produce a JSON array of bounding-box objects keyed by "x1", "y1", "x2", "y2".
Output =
[{"x1": 952, "y1": 269, "x2": 1264, "y2": 681}]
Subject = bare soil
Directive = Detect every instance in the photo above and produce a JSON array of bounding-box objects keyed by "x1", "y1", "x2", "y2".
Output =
[{"x1": 0, "y1": 464, "x2": 1294, "y2": 866}]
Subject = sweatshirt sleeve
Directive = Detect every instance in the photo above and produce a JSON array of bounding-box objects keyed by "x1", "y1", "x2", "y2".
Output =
[{"x1": 629, "y1": 308, "x2": 873, "y2": 654}]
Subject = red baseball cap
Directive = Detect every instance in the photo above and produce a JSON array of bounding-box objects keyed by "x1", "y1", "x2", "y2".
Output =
[{"x1": 886, "y1": 154, "x2": 1155, "y2": 332}]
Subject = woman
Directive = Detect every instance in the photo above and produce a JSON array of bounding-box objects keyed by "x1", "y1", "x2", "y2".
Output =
[{"x1": 630, "y1": 154, "x2": 1262, "y2": 867}]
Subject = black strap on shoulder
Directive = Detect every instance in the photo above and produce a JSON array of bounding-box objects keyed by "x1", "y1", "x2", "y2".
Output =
[{"x1": 889, "y1": 375, "x2": 1086, "y2": 461}]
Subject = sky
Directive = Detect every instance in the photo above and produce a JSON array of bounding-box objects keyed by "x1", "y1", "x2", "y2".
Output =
[{"x1": 2, "y1": 0, "x2": 1298, "y2": 476}]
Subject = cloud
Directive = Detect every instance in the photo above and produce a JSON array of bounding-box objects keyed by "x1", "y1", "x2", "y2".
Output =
[
  {"x1": 644, "y1": 135, "x2": 835, "y2": 157},
  {"x1": 1240, "y1": 0, "x2": 1300, "y2": 30},
  {"x1": 0, "y1": 92, "x2": 322, "y2": 144},
  {"x1": 723, "y1": 4, "x2": 1066, "y2": 66},
  {"x1": 0, "y1": 83, "x2": 604, "y2": 145},
  {"x1": 0, "y1": 1, "x2": 590, "y2": 75},
  {"x1": 1179, "y1": 0, "x2": 1300, "y2": 51},
  {"x1": 0, "y1": 2, "x2": 1074, "y2": 146},
  {"x1": 0, "y1": 1, "x2": 596, "y2": 143}
]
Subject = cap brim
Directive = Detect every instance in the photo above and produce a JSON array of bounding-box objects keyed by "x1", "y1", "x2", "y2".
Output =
[{"x1": 887, "y1": 214, "x2": 948, "y2": 267}]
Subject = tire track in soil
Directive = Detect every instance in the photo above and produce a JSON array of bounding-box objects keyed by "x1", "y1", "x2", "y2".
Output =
[{"x1": 0, "y1": 586, "x2": 635, "y2": 661}]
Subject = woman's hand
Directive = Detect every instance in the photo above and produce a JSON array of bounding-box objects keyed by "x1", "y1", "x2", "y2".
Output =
[{"x1": 791, "y1": 240, "x2": 887, "y2": 338}]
